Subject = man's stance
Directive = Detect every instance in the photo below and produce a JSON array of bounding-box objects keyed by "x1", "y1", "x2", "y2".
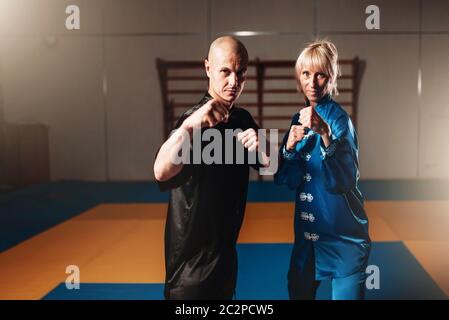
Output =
[{"x1": 154, "y1": 36, "x2": 268, "y2": 299}]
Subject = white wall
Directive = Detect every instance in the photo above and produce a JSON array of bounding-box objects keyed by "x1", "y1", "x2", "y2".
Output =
[{"x1": 0, "y1": 0, "x2": 448, "y2": 181}]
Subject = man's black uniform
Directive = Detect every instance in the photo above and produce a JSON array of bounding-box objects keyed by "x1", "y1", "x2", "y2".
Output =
[{"x1": 157, "y1": 93, "x2": 261, "y2": 299}]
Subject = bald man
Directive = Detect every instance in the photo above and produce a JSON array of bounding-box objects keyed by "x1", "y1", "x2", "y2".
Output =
[{"x1": 154, "y1": 36, "x2": 269, "y2": 299}]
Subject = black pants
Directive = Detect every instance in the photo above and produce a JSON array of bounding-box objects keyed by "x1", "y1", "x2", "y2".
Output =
[
  {"x1": 165, "y1": 278, "x2": 235, "y2": 300},
  {"x1": 165, "y1": 262, "x2": 237, "y2": 300},
  {"x1": 288, "y1": 249, "x2": 320, "y2": 300}
]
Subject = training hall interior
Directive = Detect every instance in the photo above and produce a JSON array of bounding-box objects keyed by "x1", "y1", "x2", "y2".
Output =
[{"x1": 0, "y1": 0, "x2": 449, "y2": 299}]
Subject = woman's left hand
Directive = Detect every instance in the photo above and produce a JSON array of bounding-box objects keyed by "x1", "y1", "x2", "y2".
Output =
[{"x1": 299, "y1": 106, "x2": 331, "y2": 137}]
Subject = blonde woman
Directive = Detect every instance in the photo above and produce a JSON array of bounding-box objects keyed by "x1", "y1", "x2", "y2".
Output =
[{"x1": 275, "y1": 40, "x2": 371, "y2": 300}]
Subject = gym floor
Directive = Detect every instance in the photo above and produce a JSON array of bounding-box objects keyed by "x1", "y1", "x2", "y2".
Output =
[{"x1": 0, "y1": 181, "x2": 448, "y2": 300}]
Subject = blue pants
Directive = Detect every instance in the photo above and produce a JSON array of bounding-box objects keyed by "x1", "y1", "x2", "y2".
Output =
[{"x1": 288, "y1": 249, "x2": 367, "y2": 300}]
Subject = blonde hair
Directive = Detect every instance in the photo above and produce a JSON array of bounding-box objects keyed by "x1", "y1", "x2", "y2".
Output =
[{"x1": 295, "y1": 39, "x2": 341, "y2": 97}]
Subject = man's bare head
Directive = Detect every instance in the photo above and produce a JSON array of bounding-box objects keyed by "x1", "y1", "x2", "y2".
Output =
[
  {"x1": 205, "y1": 36, "x2": 248, "y2": 108},
  {"x1": 207, "y1": 36, "x2": 249, "y2": 63}
]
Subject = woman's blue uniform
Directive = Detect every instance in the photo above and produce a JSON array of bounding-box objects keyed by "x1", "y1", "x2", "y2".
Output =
[{"x1": 275, "y1": 95, "x2": 371, "y2": 299}]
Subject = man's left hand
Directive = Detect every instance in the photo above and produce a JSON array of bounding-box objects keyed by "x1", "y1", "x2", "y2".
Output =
[{"x1": 237, "y1": 128, "x2": 259, "y2": 152}]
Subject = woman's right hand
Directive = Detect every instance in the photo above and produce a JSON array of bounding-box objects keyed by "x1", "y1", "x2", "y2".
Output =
[{"x1": 286, "y1": 124, "x2": 308, "y2": 151}]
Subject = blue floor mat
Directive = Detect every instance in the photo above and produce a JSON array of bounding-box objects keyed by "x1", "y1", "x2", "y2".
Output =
[
  {"x1": 0, "y1": 181, "x2": 165, "y2": 251},
  {"x1": 3, "y1": 180, "x2": 449, "y2": 252},
  {"x1": 235, "y1": 242, "x2": 447, "y2": 300},
  {"x1": 43, "y1": 283, "x2": 165, "y2": 300},
  {"x1": 43, "y1": 242, "x2": 447, "y2": 300}
]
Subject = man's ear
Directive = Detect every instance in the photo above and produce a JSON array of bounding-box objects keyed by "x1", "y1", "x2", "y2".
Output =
[{"x1": 204, "y1": 59, "x2": 211, "y2": 78}]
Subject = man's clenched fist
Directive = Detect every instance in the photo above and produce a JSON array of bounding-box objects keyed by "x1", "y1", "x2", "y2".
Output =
[
  {"x1": 237, "y1": 128, "x2": 259, "y2": 152},
  {"x1": 182, "y1": 98, "x2": 230, "y2": 130}
]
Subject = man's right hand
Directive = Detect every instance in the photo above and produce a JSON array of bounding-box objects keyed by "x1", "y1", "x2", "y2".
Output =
[
  {"x1": 286, "y1": 124, "x2": 308, "y2": 151},
  {"x1": 181, "y1": 98, "x2": 229, "y2": 130}
]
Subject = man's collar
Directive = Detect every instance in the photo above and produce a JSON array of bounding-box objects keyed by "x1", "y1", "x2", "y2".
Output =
[
  {"x1": 203, "y1": 91, "x2": 235, "y2": 111},
  {"x1": 198, "y1": 91, "x2": 213, "y2": 106},
  {"x1": 204, "y1": 91, "x2": 213, "y2": 100}
]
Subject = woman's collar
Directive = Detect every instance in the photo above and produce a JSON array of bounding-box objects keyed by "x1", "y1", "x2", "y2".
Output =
[{"x1": 306, "y1": 94, "x2": 331, "y2": 109}]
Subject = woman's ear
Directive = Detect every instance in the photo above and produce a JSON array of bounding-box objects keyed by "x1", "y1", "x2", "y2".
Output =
[
  {"x1": 295, "y1": 72, "x2": 302, "y2": 93},
  {"x1": 324, "y1": 80, "x2": 333, "y2": 97}
]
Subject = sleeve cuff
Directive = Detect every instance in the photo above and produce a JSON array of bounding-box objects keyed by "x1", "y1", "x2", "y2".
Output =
[
  {"x1": 282, "y1": 145, "x2": 298, "y2": 160},
  {"x1": 320, "y1": 138, "x2": 339, "y2": 159}
]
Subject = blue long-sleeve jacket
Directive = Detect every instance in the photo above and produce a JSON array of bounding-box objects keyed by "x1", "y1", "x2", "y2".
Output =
[{"x1": 275, "y1": 95, "x2": 371, "y2": 279}]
